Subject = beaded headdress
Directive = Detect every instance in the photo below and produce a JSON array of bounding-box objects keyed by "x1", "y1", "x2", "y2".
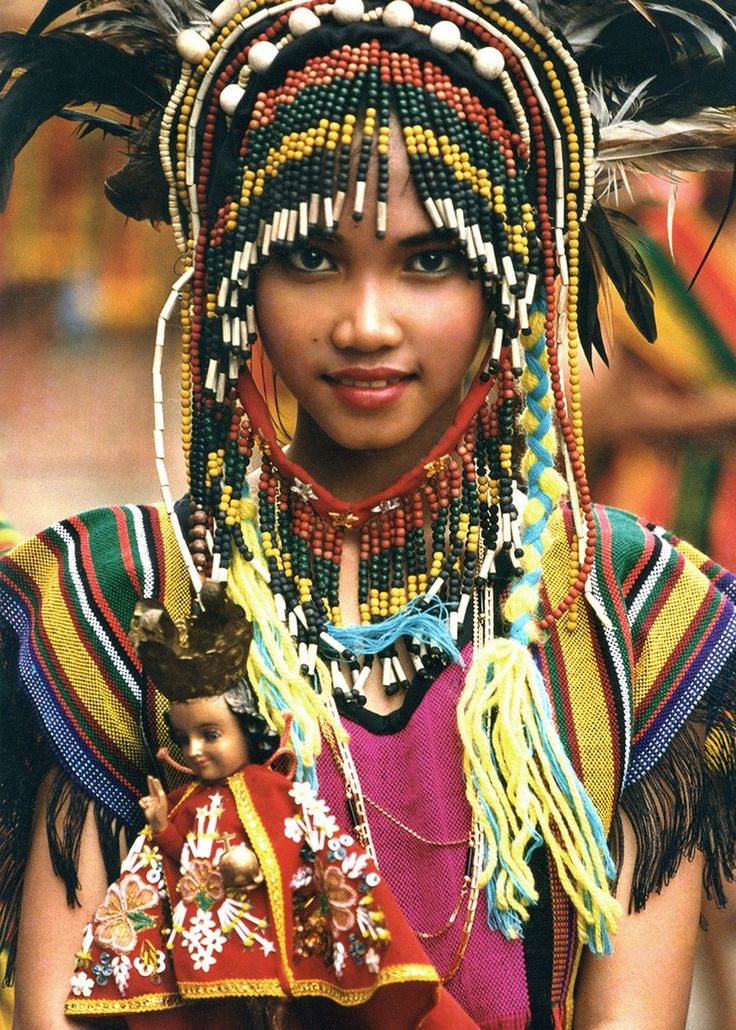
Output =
[{"x1": 3, "y1": 0, "x2": 736, "y2": 953}]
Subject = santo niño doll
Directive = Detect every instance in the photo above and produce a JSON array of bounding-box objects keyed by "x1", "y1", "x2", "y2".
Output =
[{"x1": 65, "y1": 584, "x2": 442, "y2": 1029}]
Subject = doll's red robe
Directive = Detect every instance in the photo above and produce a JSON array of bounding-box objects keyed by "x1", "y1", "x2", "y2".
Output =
[{"x1": 66, "y1": 764, "x2": 442, "y2": 1028}]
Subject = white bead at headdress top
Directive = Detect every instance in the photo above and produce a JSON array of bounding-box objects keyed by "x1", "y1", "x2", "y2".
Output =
[
  {"x1": 211, "y1": 0, "x2": 244, "y2": 28},
  {"x1": 220, "y1": 83, "x2": 246, "y2": 115},
  {"x1": 429, "y1": 19, "x2": 461, "y2": 53},
  {"x1": 289, "y1": 6, "x2": 322, "y2": 35},
  {"x1": 382, "y1": 0, "x2": 414, "y2": 27},
  {"x1": 176, "y1": 27, "x2": 210, "y2": 63},
  {"x1": 332, "y1": 0, "x2": 366, "y2": 24},
  {"x1": 473, "y1": 46, "x2": 505, "y2": 79},
  {"x1": 248, "y1": 39, "x2": 279, "y2": 73}
]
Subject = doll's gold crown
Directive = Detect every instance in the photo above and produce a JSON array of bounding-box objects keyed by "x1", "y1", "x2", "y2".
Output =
[{"x1": 129, "y1": 581, "x2": 252, "y2": 702}]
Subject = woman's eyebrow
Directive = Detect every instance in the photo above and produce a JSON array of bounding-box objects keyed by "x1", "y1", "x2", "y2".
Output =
[
  {"x1": 398, "y1": 229, "x2": 456, "y2": 247},
  {"x1": 304, "y1": 226, "x2": 340, "y2": 242}
]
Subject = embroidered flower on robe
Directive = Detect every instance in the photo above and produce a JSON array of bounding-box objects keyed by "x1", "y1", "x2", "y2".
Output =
[
  {"x1": 94, "y1": 873, "x2": 159, "y2": 953},
  {"x1": 178, "y1": 857, "x2": 225, "y2": 909},
  {"x1": 69, "y1": 971, "x2": 95, "y2": 998},
  {"x1": 314, "y1": 859, "x2": 358, "y2": 933}
]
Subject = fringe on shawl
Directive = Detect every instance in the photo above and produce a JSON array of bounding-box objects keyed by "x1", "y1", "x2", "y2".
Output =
[
  {"x1": 0, "y1": 630, "x2": 50, "y2": 986},
  {"x1": 610, "y1": 645, "x2": 736, "y2": 912},
  {"x1": 0, "y1": 639, "x2": 137, "y2": 986}
]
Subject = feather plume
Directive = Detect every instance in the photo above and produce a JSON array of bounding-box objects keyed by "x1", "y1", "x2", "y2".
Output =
[
  {"x1": 0, "y1": 31, "x2": 168, "y2": 211},
  {"x1": 533, "y1": 1, "x2": 736, "y2": 123},
  {"x1": 597, "y1": 108, "x2": 736, "y2": 195},
  {"x1": 579, "y1": 203, "x2": 656, "y2": 363},
  {"x1": 27, "y1": 0, "x2": 212, "y2": 37},
  {"x1": 56, "y1": 106, "x2": 135, "y2": 138}
]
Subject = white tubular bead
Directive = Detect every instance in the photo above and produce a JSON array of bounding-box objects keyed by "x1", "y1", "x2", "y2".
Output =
[
  {"x1": 248, "y1": 39, "x2": 279, "y2": 73},
  {"x1": 332, "y1": 0, "x2": 365, "y2": 22},
  {"x1": 289, "y1": 6, "x2": 321, "y2": 34},
  {"x1": 176, "y1": 28, "x2": 210, "y2": 64},
  {"x1": 382, "y1": 0, "x2": 414, "y2": 27},
  {"x1": 473, "y1": 46, "x2": 505, "y2": 79},
  {"x1": 220, "y1": 83, "x2": 246, "y2": 115},
  {"x1": 429, "y1": 20, "x2": 461, "y2": 53},
  {"x1": 211, "y1": 0, "x2": 243, "y2": 27}
]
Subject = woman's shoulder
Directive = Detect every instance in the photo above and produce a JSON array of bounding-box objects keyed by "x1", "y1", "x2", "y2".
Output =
[
  {"x1": 547, "y1": 501, "x2": 735, "y2": 598},
  {"x1": 0, "y1": 502, "x2": 190, "y2": 612}
]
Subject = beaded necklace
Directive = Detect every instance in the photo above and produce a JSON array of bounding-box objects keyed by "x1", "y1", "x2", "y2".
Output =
[{"x1": 152, "y1": 6, "x2": 599, "y2": 699}]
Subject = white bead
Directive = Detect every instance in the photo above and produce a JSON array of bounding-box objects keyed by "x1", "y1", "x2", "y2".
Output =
[
  {"x1": 210, "y1": 0, "x2": 242, "y2": 27},
  {"x1": 332, "y1": 0, "x2": 365, "y2": 24},
  {"x1": 248, "y1": 39, "x2": 279, "y2": 73},
  {"x1": 289, "y1": 6, "x2": 321, "y2": 35},
  {"x1": 176, "y1": 28, "x2": 209, "y2": 64},
  {"x1": 473, "y1": 46, "x2": 505, "y2": 79},
  {"x1": 429, "y1": 20, "x2": 461, "y2": 53},
  {"x1": 220, "y1": 83, "x2": 246, "y2": 115},
  {"x1": 382, "y1": 0, "x2": 414, "y2": 27}
]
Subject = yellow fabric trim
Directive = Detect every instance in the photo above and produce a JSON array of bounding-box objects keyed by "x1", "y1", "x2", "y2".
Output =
[
  {"x1": 228, "y1": 771, "x2": 294, "y2": 993},
  {"x1": 289, "y1": 963, "x2": 440, "y2": 1004},
  {"x1": 539, "y1": 508, "x2": 617, "y2": 827},
  {"x1": 178, "y1": 977, "x2": 285, "y2": 999},
  {"x1": 167, "y1": 780, "x2": 199, "y2": 819},
  {"x1": 66, "y1": 991, "x2": 183, "y2": 1014}
]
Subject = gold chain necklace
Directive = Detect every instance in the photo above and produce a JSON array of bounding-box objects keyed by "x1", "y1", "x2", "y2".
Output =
[{"x1": 323, "y1": 698, "x2": 483, "y2": 983}]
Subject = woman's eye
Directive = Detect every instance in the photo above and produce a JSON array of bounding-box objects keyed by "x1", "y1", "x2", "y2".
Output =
[
  {"x1": 407, "y1": 250, "x2": 459, "y2": 274},
  {"x1": 204, "y1": 730, "x2": 221, "y2": 742},
  {"x1": 288, "y1": 245, "x2": 334, "y2": 273}
]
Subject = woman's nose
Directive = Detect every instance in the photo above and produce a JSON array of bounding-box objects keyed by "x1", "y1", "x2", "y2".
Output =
[{"x1": 330, "y1": 279, "x2": 403, "y2": 351}]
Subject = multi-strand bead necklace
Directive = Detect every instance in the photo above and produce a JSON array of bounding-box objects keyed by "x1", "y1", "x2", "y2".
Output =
[{"x1": 151, "y1": 0, "x2": 598, "y2": 698}]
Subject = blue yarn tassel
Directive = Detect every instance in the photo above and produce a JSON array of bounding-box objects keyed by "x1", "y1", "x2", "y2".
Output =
[{"x1": 326, "y1": 595, "x2": 463, "y2": 666}]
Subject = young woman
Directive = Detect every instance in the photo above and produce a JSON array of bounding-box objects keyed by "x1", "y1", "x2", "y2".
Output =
[{"x1": 1, "y1": 1, "x2": 736, "y2": 1027}]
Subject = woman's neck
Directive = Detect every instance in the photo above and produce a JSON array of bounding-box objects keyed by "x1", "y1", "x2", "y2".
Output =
[{"x1": 286, "y1": 407, "x2": 455, "y2": 503}]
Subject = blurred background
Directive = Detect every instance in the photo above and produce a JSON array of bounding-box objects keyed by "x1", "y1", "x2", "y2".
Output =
[
  {"x1": 0, "y1": 2, "x2": 734, "y2": 1026},
  {"x1": 0, "y1": 0, "x2": 186, "y2": 535}
]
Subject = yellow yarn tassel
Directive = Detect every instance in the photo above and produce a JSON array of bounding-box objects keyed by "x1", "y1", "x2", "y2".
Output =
[
  {"x1": 458, "y1": 638, "x2": 621, "y2": 951},
  {"x1": 227, "y1": 499, "x2": 346, "y2": 780}
]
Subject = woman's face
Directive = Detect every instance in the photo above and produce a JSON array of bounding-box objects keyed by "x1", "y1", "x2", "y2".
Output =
[
  {"x1": 254, "y1": 140, "x2": 487, "y2": 465},
  {"x1": 168, "y1": 696, "x2": 250, "y2": 781}
]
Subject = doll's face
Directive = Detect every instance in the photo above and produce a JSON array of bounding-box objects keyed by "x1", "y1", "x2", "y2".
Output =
[
  {"x1": 254, "y1": 134, "x2": 487, "y2": 463},
  {"x1": 167, "y1": 696, "x2": 250, "y2": 781}
]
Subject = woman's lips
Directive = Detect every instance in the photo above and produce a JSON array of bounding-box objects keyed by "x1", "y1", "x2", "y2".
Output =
[{"x1": 324, "y1": 368, "x2": 414, "y2": 409}]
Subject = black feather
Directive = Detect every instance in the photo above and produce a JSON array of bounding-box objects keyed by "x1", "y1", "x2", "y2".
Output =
[
  {"x1": 0, "y1": 0, "x2": 80, "y2": 91},
  {"x1": 688, "y1": 156, "x2": 736, "y2": 289},
  {"x1": 25, "y1": 0, "x2": 84, "y2": 36},
  {"x1": 538, "y1": 1, "x2": 736, "y2": 124},
  {"x1": 640, "y1": 50, "x2": 736, "y2": 123},
  {"x1": 0, "y1": 31, "x2": 168, "y2": 210},
  {"x1": 578, "y1": 232, "x2": 609, "y2": 366},
  {"x1": 56, "y1": 106, "x2": 135, "y2": 138},
  {"x1": 581, "y1": 203, "x2": 657, "y2": 353},
  {"x1": 105, "y1": 154, "x2": 171, "y2": 223}
]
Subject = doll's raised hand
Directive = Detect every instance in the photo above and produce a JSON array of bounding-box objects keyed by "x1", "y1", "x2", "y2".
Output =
[{"x1": 139, "y1": 775, "x2": 169, "y2": 834}]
